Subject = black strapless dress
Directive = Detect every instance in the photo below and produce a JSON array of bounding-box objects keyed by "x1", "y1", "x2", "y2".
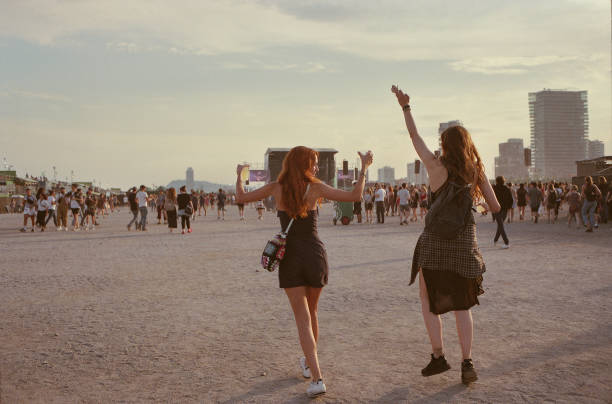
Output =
[{"x1": 277, "y1": 210, "x2": 329, "y2": 289}]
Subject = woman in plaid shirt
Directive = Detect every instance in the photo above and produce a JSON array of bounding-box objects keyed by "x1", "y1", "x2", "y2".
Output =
[{"x1": 392, "y1": 85, "x2": 501, "y2": 385}]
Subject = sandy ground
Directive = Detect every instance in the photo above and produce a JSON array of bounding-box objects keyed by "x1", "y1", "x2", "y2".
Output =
[{"x1": 0, "y1": 204, "x2": 611, "y2": 403}]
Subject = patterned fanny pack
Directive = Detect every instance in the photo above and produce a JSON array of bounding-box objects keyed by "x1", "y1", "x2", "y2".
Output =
[{"x1": 260, "y1": 184, "x2": 310, "y2": 272}]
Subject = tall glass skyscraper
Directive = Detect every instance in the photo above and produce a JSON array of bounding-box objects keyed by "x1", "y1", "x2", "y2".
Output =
[{"x1": 528, "y1": 89, "x2": 589, "y2": 179}]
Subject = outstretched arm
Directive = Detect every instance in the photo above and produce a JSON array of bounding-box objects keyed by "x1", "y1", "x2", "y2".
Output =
[
  {"x1": 316, "y1": 151, "x2": 373, "y2": 202},
  {"x1": 391, "y1": 85, "x2": 437, "y2": 172},
  {"x1": 235, "y1": 166, "x2": 276, "y2": 204}
]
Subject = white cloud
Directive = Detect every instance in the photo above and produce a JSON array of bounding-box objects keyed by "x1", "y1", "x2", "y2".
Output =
[
  {"x1": 3, "y1": 90, "x2": 71, "y2": 102},
  {"x1": 0, "y1": 0, "x2": 607, "y2": 62},
  {"x1": 449, "y1": 56, "x2": 580, "y2": 75}
]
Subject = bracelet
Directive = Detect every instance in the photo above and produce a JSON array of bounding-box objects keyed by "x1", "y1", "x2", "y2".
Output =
[{"x1": 402, "y1": 104, "x2": 411, "y2": 112}]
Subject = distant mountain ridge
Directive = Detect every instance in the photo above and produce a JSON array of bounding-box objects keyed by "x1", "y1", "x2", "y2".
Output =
[{"x1": 166, "y1": 179, "x2": 231, "y2": 192}]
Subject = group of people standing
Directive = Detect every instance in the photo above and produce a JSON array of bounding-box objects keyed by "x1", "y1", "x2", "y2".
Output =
[
  {"x1": 125, "y1": 186, "x2": 235, "y2": 234},
  {"x1": 360, "y1": 183, "x2": 428, "y2": 224},
  {"x1": 487, "y1": 176, "x2": 610, "y2": 233},
  {"x1": 19, "y1": 184, "x2": 117, "y2": 232}
]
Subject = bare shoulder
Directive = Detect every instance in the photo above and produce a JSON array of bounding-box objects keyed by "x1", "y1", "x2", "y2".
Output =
[{"x1": 428, "y1": 160, "x2": 448, "y2": 192}]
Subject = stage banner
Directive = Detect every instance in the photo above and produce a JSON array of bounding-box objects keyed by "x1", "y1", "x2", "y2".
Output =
[{"x1": 249, "y1": 170, "x2": 269, "y2": 182}]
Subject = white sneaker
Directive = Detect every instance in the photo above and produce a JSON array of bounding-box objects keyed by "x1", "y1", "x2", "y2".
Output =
[
  {"x1": 299, "y1": 357, "x2": 311, "y2": 378},
  {"x1": 501, "y1": 244, "x2": 510, "y2": 249},
  {"x1": 307, "y1": 379, "x2": 326, "y2": 398},
  {"x1": 493, "y1": 241, "x2": 497, "y2": 247}
]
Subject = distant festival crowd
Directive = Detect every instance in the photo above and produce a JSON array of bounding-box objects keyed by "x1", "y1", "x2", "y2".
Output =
[
  {"x1": 16, "y1": 175, "x2": 610, "y2": 236},
  {"x1": 16, "y1": 184, "x2": 267, "y2": 234},
  {"x1": 354, "y1": 176, "x2": 610, "y2": 231}
]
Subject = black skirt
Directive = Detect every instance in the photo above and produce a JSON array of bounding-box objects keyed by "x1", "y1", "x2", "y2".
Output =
[
  {"x1": 422, "y1": 270, "x2": 482, "y2": 315},
  {"x1": 167, "y1": 209, "x2": 177, "y2": 228}
]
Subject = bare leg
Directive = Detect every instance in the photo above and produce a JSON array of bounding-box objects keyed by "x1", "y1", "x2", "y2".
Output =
[
  {"x1": 305, "y1": 286, "x2": 323, "y2": 342},
  {"x1": 285, "y1": 287, "x2": 322, "y2": 380},
  {"x1": 419, "y1": 270, "x2": 444, "y2": 357},
  {"x1": 454, "y1": 310, "x2": 473, "y2": 360}
]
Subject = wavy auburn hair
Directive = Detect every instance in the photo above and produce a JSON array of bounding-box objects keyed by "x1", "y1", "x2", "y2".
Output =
[
  {"x1": 440, "y1": 125, "x2": 484, "y2": 199},
  {"x1": 277, "y1": 146, "x2": 320, "y2": 218}
]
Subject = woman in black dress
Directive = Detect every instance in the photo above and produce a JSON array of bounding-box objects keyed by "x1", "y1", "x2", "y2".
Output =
[
  {"x1": 392, "y1": 85, "x2": 501, "y2": 385},
  {"x1": 235, "y1": 146, "x2": 373, "y2": 398}
]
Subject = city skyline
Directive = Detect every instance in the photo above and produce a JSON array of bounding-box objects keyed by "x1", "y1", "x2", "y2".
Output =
[{"x1": 1, "y1": 0, "x2": 610, "y2": 189}]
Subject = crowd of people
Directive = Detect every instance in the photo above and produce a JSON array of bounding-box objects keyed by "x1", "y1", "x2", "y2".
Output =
[
  {"x1": 19, "y1": 184, "x2": 119, "y2": 232},
  {"x1": 359, "y1": 183, "x2": 430, "y2": 224},
  {"x1": 123, "y1": 186, "x2": 262, "y2": 234},
  {"x1": 351, "y1": 176, "x2": 610, "y2": 237}
]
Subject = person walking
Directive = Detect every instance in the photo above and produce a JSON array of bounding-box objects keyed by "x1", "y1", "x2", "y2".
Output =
[
  {"x1": 45, "y1": 189, "x2": 58, "y2": 229},
  {"x1": 35, "y1": 189, "x2": 49, "y2": 231},
  {"x1": 507, "y1": 182, "x2": 517, "y2": 223},
  {"x1": 493, "y1": 176, "x2": 512, "y2": 248},
  {"x1": 136, "y1": 185, "x2": 150, "y2": 231},
  {"x1": 57, "y1": 186, "x2": 69, "y2": 231},
  {"x1": 598, "y1": 176, "x2": 608, "y2": 224},
  {"x1": 566, "y1": 185, "x2": 582, "y2": 228},
  {"x1": 157, "y1": 191, "x2": 166, "y2": 224},
  {"x1": 374, "y1": 183, "x2": 386, "y2": 223},
  {"x1": 363, "y1": 188, "x2": 374, "y2": 224},
  {"x1": 527, "y1": 182, "x2": 543, "y2": 224},
  {"x1": 397, "y1": 183, "x2": 411, "y2": 225},
  {"x1": 191, "y1": 190, "x2": 199, "y2": 222},
  {"x1": 235, "y1": 146, "x2": 373, "y2": 398},
  {"x1": 581, "y1": 176, "x2": 601, "y2": 232},
  {"x1": 126, "y1": 187, "x2": 139, "y2": 231},
  {"x1": 516, "y1": 183, "x2": 527, "y2": 221},
  {"x1": 165, "y1": 187, "x2": 178, "y2": 233},
  {"x1": 83, "y1": 188, "x2": 97, "y2": 231},
  {"x1": 392, "y1": 85, "x2": 501, "y2": 385},
  {"x1": 545, "y1": 183, "x2": 557, "y2": 224},
  {"x1": 20, "y1": 188, "x2": 37, "y2": 232},
  {"x1": 177, "y1": 186, "x2": 193, "y2": 234},
  {"x1": 217, "y1": 188, "x2": 226, "y2": 220},
  {"x1": 68, "y1": 185, "x2": 83, "y2": 231}
]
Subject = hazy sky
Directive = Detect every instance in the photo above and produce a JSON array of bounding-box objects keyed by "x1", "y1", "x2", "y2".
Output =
[{"x1": 1, "y1": 0, "x2": 610, "y2": 189}]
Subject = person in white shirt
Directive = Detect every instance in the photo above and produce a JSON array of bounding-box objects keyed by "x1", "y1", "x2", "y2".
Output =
[
  {"x1": 397, "y1": 183, "x2": 411, "y2": 225},
  {"x1": 136, "y1": 185, "x2": 150, "y2": 231},
  {"x1": 20, "y1": 188, "x2": 37, "y2": 232},
  {"x1": 374, "y1": 183, "x2": 387, "y2": 223},
  {"x1": 68, "y1": 184, "x2": 83, "y2": 231},
  {"x1": 36, "y1": 189, "x2": 49, "y2": 231},
  {"x1": 45, "y1": 189, "x2": 58, "y2": 229}
]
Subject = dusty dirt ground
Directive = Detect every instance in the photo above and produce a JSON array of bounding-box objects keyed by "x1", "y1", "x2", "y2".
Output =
[{"x1": 1, "y1": 204, "x2": 611, "y2": 403}]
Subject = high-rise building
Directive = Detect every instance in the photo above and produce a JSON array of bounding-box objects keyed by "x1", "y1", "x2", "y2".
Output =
[
  {"x1": 587, "y1": 139, "x2": 605, "y2": 159},
  {"x1": 406, "y1": 160, "x2": 429, "y2": 185},
  {"x1": 529, "y1": 89, "x2": 588, "y2": 179},
  {"x1": 438, "y1": 120, "x2": 463, "y2": 150},
  {"x1": 494, "y1": 139, "x2": 529, "y2": 181},
  {"x1": 186, "y1": 167, "x2": 194, "y2": 191},
  {"x1": 377, "y1": 166, "x2": 395, "y2": 184}
]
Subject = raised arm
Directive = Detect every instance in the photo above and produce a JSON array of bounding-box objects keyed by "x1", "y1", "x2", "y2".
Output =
[
  {"x1": 315, "y1": 151, "x2": 373, "y2": 202},
  {"x1": 235, "y1": 165, "x2": 276, "y2": 204},
  {"x1": 391, "y1": 85, "x2": 437, "y2": 172}
]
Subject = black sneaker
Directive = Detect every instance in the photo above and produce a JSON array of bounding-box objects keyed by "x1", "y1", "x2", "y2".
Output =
[
  {"x1": 461, "y1": 359, "x2": 478, "y2": 384},
  {"x1": 421, "y1": 354, "x2": 451, "y2": 376}
]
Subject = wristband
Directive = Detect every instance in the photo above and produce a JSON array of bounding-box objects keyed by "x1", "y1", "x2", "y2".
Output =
[{"x1": 402, "y1": 104, "x2": 411, "y2": 112}]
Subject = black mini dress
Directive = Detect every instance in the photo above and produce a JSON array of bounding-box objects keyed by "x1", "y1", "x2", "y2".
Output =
[{"x1": 278, "y1": 210, "x2": 329, "y2": 289}]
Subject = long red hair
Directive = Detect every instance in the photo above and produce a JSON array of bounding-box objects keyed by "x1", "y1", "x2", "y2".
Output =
[{"x1": 277, "y1": 146, "x2": 320, "y2": 218}]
